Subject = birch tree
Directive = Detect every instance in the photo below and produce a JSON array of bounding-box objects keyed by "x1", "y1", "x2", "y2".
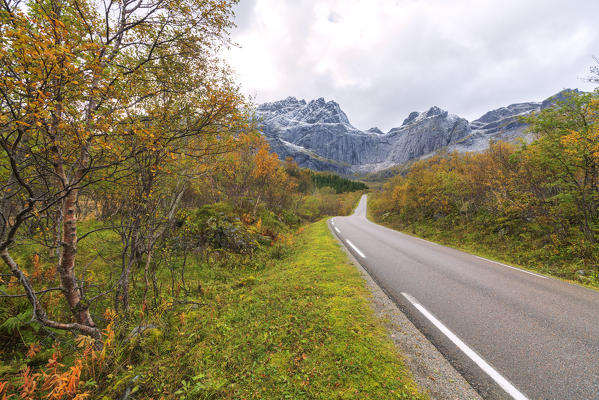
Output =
[{"x1": 0, "y1": 0, "x2": 243, "y2": 342}]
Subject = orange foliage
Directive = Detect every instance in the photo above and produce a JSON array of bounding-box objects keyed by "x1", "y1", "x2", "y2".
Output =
[
  {"x1": 41, "y1": 352, "x2": 87, "y2": 400},
  {"x1": 26, "y1": 342, "x2": 41, "y2": 358},
  {"x1": 18, "y1": 367, "x2": 38, "y2": 400},
  {"x1": 204, "y1": 133, "x2": 297, "y2": 213},
  {"x1": 0, "y1": 308, "x2": 118, "y2": 399},
  {"x1": 31, "y1": 254, "x2": 42, "y2": 281},
  {"x1": 0, "y1": 381, "x2": 9, "y2": 400}
]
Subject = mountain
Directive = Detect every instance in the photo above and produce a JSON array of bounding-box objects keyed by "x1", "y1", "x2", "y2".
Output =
[{"x1": 256, "y1": 90, "x2": 577, "y2": 175}]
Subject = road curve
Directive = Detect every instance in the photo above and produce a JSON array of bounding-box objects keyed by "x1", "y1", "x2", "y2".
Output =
[{"x1": 330, "y1": 195, "x2": 599, "y2": 400}]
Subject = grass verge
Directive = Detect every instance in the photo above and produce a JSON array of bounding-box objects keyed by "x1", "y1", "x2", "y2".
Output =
[
  {"x1": 30, "y1": 219, "x2": 424, "y2": 399},
  {"x1": 162, "y1": 218, "x2": 425, "y2": 399}
]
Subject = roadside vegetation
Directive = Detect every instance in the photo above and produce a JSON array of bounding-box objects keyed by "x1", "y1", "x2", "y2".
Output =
[
  {"x1": 0, "y1": 0, "x2": 425, "y2": 397},
  {"x1": 0, "y1": 107, "x2": 378, "y2": 397},
  {"x1": 5, "y1": 0, "x2": 596, "y2": 396},
  {"x1": 370, "y1": 89, "x2": 599, "y2": 286},
  {"x1": 2, "y1": 213, "x2": 430, "y2": 399}
]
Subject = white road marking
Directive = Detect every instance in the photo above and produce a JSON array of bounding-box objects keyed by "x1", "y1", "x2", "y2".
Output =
[
  {"x1": 412, "y1": 236, "x2": 440, "y2": 246},
  {"x1": 334, "y1": 227, "x2": 341, "y2": 234},
  {"x1": 401, "y1": 292, "x2": 529, "y2": 400},
  {"x1": 474, "y1": 256, "x2": 547, "y2": 279},
  {"x1": 346, "y1": 240, "x2": 366, "y2": 258}
]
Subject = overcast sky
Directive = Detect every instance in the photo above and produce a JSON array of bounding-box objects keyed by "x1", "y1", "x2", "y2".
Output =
[{"x1": 225, "y1": 0, "x2": 599, "y2": 131}]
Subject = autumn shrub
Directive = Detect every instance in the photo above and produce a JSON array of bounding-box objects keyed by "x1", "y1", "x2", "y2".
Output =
[{"x1": 0, "y1": 311, "x2": 120, "y2": 399}]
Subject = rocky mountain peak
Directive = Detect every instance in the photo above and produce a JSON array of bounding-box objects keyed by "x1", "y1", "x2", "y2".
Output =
[
  {"x1": 402, "y1": 111, "x2": 420, "y2": 125},
  {"x1": 256, "y1": 96, "x2": 351, "y2": 126},
  {"x1": 540, "y1": 88, "x2": 580, "y2": 109},
  {"x1": 401, "y1": 106, "x2": 449, "y2": 126},
  {"x1": 256, "y1": 97, "x2": 305, "y2": 120},
  {"x1": 425, "y1": 106, "x2": 446, "y2": 118},
  {"x1": 300, "y1": 98, "x2": 349, "y2": 124},
  {"x1": 472, "y1": 103, "x2": 538, "y2": 126}
]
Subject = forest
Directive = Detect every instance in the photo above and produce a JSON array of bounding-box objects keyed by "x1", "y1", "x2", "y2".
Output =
[
  {"x1": 310, "y1": 171, "x2": 368, "y2": 194},
  {"x1": 371, "y1": 89, "x2": 599, "y2": 284}
]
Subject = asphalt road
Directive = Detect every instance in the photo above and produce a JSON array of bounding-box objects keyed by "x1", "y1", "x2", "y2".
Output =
[{"x1": 330, "y1": 195, "x2": 599, "y2": 400}]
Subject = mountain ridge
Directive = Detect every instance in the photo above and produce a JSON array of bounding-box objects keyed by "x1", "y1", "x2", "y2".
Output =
[{"x1": 256, "y1": 89, "x2": 578, "y2": 175}]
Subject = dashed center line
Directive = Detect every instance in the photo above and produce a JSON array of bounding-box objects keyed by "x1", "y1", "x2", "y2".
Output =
[
  {"x1": 401, "y1": 292, "x2": 529, "y2": 400},
  {"x1": 345, "y1": 240, "x2": 366, "y2": 258}
]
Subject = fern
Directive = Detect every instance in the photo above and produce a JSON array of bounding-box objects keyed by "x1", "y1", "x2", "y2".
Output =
[{"x1": 0, "y1": 309, "x2": 32, "y2": 333}]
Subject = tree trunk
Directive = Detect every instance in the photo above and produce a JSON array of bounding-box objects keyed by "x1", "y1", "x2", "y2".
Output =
[
  {"x1": 252, "y1": 193, "x2": 262, "y2": 216},
  {"x1": 1, "y1": 248, "x2": 101, "y2": 344},
  {"x1": 118, "y1": 235, "x2": 139, "y2": 313},
  {"x1": 142, "y1": 245, "x2": 154, "y2": 308},
  {"x1": 58, "y1": 189, "x2": 97, "y2": 330}
]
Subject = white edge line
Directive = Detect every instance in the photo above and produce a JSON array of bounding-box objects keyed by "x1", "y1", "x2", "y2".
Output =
[
  {"x1": 345, "y1": 239, "x2": 366, "y2": 258},
  {"x1": 414, "y1": 236, "x2": 439, "y2": 246},
  {"x1": 334, "y1": 227, "x2": 341, "y2": 234},
  {"x1": 401, "y1": 231, "x2": 544, "y2": 279},
  {"x1": 401, "y1": 292, "x2": 529, "y2": 400},
  {"x1": 474, "y1": 256, "x2": 546, "y2": 279}
]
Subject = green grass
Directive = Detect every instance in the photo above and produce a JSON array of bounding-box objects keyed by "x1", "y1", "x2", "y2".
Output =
[
  {"x1": 1, "y1": 216, "x2": 425, "y2": 398},
  {"x1": 81, "y1": 219, "x2": 426, "y2": 399}
]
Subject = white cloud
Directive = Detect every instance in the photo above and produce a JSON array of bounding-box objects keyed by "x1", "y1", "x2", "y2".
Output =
[{"x1": 227, "y1": 0, "x2": 599, "y2": 131}]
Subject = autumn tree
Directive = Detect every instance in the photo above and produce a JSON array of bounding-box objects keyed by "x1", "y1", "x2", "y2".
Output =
[
  {"x1": 524, "y1": 91, "x2": 599, "y2": 244},
  {"x1": 0, "y1": 0, "x2": 244, "y2": 342},
  {"x1": 371, "y1": 90, "x2": 599, "y2": 268},
  {"x1": 205, "y1": 133, "x2": 296, "y2": 214}
]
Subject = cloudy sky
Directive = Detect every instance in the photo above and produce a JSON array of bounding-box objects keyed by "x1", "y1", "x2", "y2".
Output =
[{"x1": 225, "y1": 0, "x2": 599, "y2": 131}]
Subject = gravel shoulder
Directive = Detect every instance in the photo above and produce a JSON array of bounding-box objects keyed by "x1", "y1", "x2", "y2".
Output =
[{"x1": 328, "y1": 221, "x2": 482, "y2": 400}]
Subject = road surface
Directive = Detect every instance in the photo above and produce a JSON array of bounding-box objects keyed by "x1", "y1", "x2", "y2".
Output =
[{"x1": 330, "y1": 195, "x2": 599, "y2": 400}]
